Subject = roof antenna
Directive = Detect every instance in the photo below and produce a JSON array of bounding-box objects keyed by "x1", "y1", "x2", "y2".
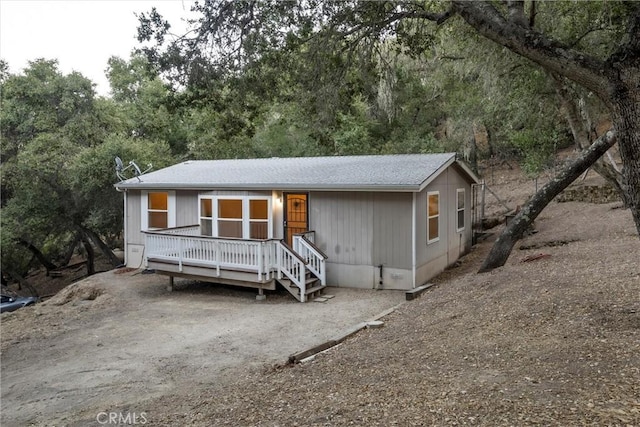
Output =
[{"x1": 115, "y1": 156, "x2": 152, "y2": 182}]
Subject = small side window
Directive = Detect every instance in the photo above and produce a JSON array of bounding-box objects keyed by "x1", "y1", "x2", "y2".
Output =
[
  {"x1": 249, "y1": 199, "x2": 269, "y2": 239},
  {"x1": 457, "y1": 189, "x2": 465, "y2": 231},
  {"x1": 200, "y1": 198, "x2": 213, "y2": 236},
  {"x1": 427, "y1": 191, "x2": 439, "y2": 243}
]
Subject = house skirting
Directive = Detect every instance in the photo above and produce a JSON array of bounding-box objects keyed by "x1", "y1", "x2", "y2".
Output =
[{"x1": 325, "y1": 262, "x2": 413, "y2": 290}]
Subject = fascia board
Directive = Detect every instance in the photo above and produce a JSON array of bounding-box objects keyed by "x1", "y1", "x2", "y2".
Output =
[
  {"x1": 114, "y1": 182, "x2": 422, "y2": 192},
  {"x1": 417, "y1": 155, "x2": 457, "y2": 192}
]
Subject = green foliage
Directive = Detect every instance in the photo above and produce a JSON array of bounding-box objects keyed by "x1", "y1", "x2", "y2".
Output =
[
  {"x1": 0, "y1": 60, "x2": 177, "y2": 278},
  {"x1": 381, "y1": 130, "x2": 442, "y2": 155},
  {"x1": 106, "y1": 55, "x2": 188, "y2": 154},
  {"x1": 183, "y1": 105, "x2": 256, "y2": 160},
  {"x1": 0, "y1": 59, "x2": 96, "y2": 163},
  {"x1": 509, "y1": 128, "x2": 560, "y2": 177},
  {"x1": 2, "y1": 133, "x2": 80, "y2": 270},
  {"x1": 71, "y1": 135, "x2": 173, "y2": 240},
  {"x1": 251, "y1": 103, "x2": 324, "y2": 157},
  {"x1": 534, "y1": 1, "x2": 630, "y2": 59},
  {"x1": 332, "y1": 97, "x2": 375, "y2": 155}
]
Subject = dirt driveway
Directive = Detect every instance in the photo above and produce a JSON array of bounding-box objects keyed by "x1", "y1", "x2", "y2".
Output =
[{"x1": 0, "y1": 271, "x2": 405, "y2": 426}]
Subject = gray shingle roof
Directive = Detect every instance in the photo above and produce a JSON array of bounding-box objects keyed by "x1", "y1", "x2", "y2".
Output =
[{"x1": 115, "y1": 153, "x2": 475, "y2": 192}]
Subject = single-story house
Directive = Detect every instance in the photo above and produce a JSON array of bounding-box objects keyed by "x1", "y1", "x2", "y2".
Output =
[{"x1": 114, "y1": 153, "x2": 480, "y2": 301}]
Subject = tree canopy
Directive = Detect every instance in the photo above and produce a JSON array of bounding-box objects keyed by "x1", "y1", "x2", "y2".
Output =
[{"x1": 137, "y1": 0, "x2": 640, "y2": 243}]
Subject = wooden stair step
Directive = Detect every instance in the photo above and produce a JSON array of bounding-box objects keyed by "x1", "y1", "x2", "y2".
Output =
[{"x1": 304, "y1": 283, "x2": 325, "y2": 295}]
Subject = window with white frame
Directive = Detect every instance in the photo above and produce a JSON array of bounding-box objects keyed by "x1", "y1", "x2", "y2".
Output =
[
  {"x1": 218, "y1": 199, "x2": 244, "y2": 238},
  {"x1": 200, "y1": 198, "x2": 213, "y2": 236},
  {"x1": 142, "y1": 191, "x2": 176, "y2": 230},
  {"x1": 457, "y1": 188, "x2": 465, "y2": 231},
  {"x1": 199, "y1": 196, "x2": 271, "y2": 239},
  {"x1": 249, "y1": 199, "x2": 269, "y2": 239},
  {"x1": 427, "y1": 191, "x2": 439, "y2": 243}
]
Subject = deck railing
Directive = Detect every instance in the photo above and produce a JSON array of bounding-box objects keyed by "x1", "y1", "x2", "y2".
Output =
[
  {"x1": 293, "y1": 235, "x2": 327, "y2": 286},
  {"x1": 143, "y1": 227, "x2": 327, "y2": 300},
  {"x1": 144, "y1": 228, "x2": 275, "y2": 281}
]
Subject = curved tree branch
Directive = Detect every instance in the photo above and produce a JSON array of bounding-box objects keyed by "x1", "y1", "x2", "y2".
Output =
[
  {"x1": 16, "y1": 239, "x2": 58, "y2": 272},
  {"x1": 449, "y1": 1, "x2": 609, "y2": 101}
]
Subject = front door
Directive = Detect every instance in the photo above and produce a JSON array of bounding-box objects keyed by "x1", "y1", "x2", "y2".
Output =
[{"x1": 284, "y1": 193, "x2": 308, "y2": 246}]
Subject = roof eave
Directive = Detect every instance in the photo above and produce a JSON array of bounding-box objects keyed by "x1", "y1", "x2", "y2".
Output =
[
  {"x1": 453, "y1": 159, "x2": 481, "y2": 184},
  {"x1": 417, "y1": 154, "x2": 457, "y2": 191},
  {"x1": 415, "y1": 156, "x2": 481, "y2": 192},
  {"x1": 113, "y1": 182, "x2": 422, "y2": 192}
]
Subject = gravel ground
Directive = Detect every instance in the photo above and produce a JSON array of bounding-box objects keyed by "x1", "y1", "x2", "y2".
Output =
[{"x1": 0, "y1": 275, "x2": 404, "y2": 426}]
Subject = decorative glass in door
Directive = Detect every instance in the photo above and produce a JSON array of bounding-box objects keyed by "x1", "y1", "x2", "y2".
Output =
[{"x1": 284, "y1": 194, "x2": 308, "y2": 246}]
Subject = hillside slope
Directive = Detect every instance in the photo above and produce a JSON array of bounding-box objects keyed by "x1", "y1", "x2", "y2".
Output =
[{"x1": 148, "y1": 200, "x2": 640, "y2": 426}]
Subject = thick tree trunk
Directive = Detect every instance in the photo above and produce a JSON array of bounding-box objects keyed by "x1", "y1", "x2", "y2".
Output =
[
  {"x1": 551, "y1": 74, "x2": 626, "y2": 202},
  {"x1": 81, "y1": 236, "x2": 96, "y2": 276},
  {"x1": 610, "y1": 94, "x2": 640, "y2": 235},
  {"x1": 4, "y1": 268, "x2": 40, "y2": 297},
  {"x1": 479, "y1": 129, "x2": 617, "y2": 273},
  {"x1": 61, "y1": 234, "x2": 81, "y2": 267},
  {"x1": 16, "y1": 238, "x2": 58, "y2": 273},
  {"x1": 79, "y1": 226, "x2": 121, "y2": 267}
]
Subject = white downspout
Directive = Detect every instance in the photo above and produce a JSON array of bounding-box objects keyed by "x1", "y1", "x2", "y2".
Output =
[
  {"x1": 123, "y1": 190, "x2": 128, "y2": 266},
  {"x1": 411, "y1": 191, "x2": 416, "y2": 288}
]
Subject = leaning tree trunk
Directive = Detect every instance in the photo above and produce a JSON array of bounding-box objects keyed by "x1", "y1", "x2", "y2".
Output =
[
  {"x1": 16, "y1": 238, "x2": 59, "y2": 274},
  {"x1": 61, "y1": 233, "x2": 81, "y2": 267},
  {"x1": 479, "y1": 129, "x2": 617, "y2": 273},
  {"x1": 551, "y1": 74, "x2": 626, "y2": 202},
  {"x1": 79, "y1": 226, "x2": 121, "y2": 267},
  {"x1": 4, "y1": 268, "x2": 40, "y2": 297},
  {"x1": 81, "y1": 235, "x2": 96, "y2": 276}
]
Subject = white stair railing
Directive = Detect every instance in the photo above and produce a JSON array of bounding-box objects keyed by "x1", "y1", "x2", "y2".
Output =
[
  {"x1": 292, "y1": 235, "x2": 327, "y2": 286},
  {"x1": 276, "y1": 241, "x2": 307, "y2": 302}
]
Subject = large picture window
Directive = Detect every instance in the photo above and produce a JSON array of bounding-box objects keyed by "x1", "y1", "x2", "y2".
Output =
[
  {"x1": 199, "y1": 196, "x2": 271, "y2": 239},
  {"x1": 427, "y1": 191, "x2": 439, "y2": 243},
  {"x1": 457, "y1": 188, "x2": 465, "y2": 231},
  {"x1": 218, "y1": 199, "x2": 243, "y2": 238},
  {"x1": 142, "y1": 191, "x2": 175, "y2": 230}
]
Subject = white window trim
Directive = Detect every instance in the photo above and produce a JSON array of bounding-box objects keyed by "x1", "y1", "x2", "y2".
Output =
[
  {"x1": 216, "y1": 196, "x2": 244, "y2": 238},
  {"x1": 248, "y1": 199, "x2": 270, "y2": 239},
  {"x1": 427, "y1": 190, "x2": 440, "y2": 244},
  {"x1": 141, "y1": 191, "x2": 176, "y2": 230},
  {"x1": 199, "y1": 197, "x2": 214, "y2": 236},
  {"x1": 456, "y1": 188, "x2": 465, "y2": 232},
  {"x1": 198, "y1": 195, "x2": 273, "y2": 239}
]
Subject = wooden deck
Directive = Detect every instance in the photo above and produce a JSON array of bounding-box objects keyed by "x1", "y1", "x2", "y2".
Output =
[{"x1": 143, "y1": 226, "x2": 327, "y2": 302}]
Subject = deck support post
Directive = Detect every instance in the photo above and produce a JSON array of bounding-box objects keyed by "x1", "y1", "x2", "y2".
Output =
[
  {"x1": 167, "y1": 275, "x2": 174, "y2": 292},
  {"x1": 256, "y1": 287, "x2": 266, "y2": 301}
]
